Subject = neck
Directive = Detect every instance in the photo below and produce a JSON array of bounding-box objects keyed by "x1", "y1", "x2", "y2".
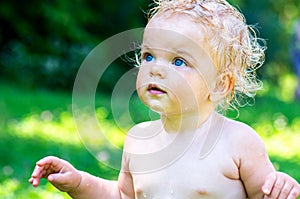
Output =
[{"x1": 160, "y1": 108, "x2": 215, "y2": 133}]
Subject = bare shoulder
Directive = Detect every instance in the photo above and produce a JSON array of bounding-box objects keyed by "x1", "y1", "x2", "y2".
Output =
[
  {"x1": 221, "y1": 115, "x2": 254, "y2": 132},
  {"x1": 123, "y1": 120, "x2": 162, "y2": 152},
  {"x1": 126, "y1": 120, "x2": 162, "y2": 138},
  {"x1": 219, "y1": 115, "x2": 267, "y2": 155},
  {"x1": 222, "y1": 115, "x2": 262, "y2": 140}
]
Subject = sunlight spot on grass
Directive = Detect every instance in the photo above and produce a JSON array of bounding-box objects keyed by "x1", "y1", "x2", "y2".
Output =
[
  {"x1": 74, "y1": 107, "x2": 126, "y2": 149},
  {"x1": 40, "y1": 110, "x2": 54, "y2": 122},
  {"x1": 0, "y1": 179, "x2": 67, "y2": 199},
  {"x1": 25, "y1": 183, "x2": 70, "y2": 199},
  {"x1": 7, "y1": 111, "x2": 81, "y2": 146},
  {"x1": 253, "y1": 113, "x2": 300, "y2": 160},
  {"x1": 273, "y1": 113, "x2": 288, "y2": 130},
  {"x1": 95, "y1": 107, "x2": 128, "y2": 147},
  {"x1": 277, "y1": 74, "x2": 297, "y2": 102},
  {"x1": 0, "y1": 179, "x2": 19, "y2": 197},
  {"x1": 8, "y1": 107, "x2": 127, "y2": 149},
  {"x1": 259, "y1": 74, "x2": 297, "y2": 102}
]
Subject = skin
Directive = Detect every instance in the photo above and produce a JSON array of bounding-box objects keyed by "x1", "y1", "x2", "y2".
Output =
[{"x1": 29, "y1": 12, "x2": 300, "y2": 199}]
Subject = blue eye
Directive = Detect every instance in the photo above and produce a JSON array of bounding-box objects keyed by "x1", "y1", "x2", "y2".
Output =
[
  {"x1": 173, "y1": 58, "x2": 186, "y2": 67},
  {"x1": 144, "y1": 53, "x2": 154, "y2": 62}
]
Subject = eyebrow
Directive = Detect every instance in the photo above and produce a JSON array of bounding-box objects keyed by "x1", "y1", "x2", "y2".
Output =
[
  {"x1": 175, "y1": 48, "x2": 199, "y2": 65},
  {"x1": 141, "y1": 44, "x2": 199, "y2": 63},
  {"x1": 142, "y1": 44, "x2": 191, "y2": 54},
  {"x1": 141, "y1": 44, "x2": 150, "y2": 50},
  {"x1": 175, "y1": 48, "x2": 193, "y2": 57}
]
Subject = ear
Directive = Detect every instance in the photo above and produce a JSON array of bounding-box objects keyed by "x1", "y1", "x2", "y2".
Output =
[{"x1": 209, "y1": 72, "x2": 234, "y2": 102}]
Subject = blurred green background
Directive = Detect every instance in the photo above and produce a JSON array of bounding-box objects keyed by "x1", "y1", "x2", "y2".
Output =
[{"x1": 0, "y1": 0, "x2": 300, "y2": 198}]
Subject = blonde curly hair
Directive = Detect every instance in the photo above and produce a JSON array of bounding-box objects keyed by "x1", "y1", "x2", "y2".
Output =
[{"x1": 146, "y1": 0, "x2": 266, "y2": 113}]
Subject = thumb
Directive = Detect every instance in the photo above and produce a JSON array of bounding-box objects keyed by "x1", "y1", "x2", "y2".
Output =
[
  {"x1": 48, "y1": 173, "x2": 64, "y2": 184},
  {"x1": 47, "y1": 173, "x2": 72, "y2": 192}
]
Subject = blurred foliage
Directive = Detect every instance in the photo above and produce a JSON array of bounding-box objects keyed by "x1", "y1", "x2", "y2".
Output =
[
  {"x1": 0, "y1": 0, "x2": 151, "y2": 90},
  {"x1": 0, "y1": 0, "x2": 299, "y2": 90},
  {"x1": 238, "y1": 0, "x2": 300, "y2": 84}
]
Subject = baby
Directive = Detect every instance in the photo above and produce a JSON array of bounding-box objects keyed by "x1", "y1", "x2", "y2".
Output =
[{"x1": 29, "y1": 0, "x2": 300, "y2": 198}]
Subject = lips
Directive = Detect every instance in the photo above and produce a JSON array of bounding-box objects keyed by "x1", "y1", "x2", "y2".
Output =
[{"x1": 147, "y1": 84, "x2": 166, "y2": 95}]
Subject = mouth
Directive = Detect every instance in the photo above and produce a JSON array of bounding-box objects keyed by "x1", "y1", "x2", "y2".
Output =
[{"x1": 147, "y1": 84, "x2": 166, "y2": 95}]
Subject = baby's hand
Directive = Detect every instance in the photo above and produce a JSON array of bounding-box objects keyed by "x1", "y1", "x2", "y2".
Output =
[
  {"x1": 29, "y1": 156, "x2": 82, "y2": 193},
  {"x1": 262, "y1": 171, "x2": 300, "y2": 199}
]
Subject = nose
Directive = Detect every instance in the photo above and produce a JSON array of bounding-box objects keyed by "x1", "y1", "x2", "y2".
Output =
[{"x1": 149, "y1": 64, "x2": 166, "y2": 78}]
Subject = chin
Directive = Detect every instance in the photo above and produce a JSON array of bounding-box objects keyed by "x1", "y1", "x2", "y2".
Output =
[{"x1": 148, "y1": 104, "x2": 165, "y2": 114}]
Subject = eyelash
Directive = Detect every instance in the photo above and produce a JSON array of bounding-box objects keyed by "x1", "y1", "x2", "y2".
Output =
[
  {"x1": 172, "y1": 57, "x2": 187, "y2": 67},
  {"x1": 142, "y1": 52, "x2": 189, "y2": 68},
  {"x1": 143, "y1": 53, "x2": 154, "y2": 62}
]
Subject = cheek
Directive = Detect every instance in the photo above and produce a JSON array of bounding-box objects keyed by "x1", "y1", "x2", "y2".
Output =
[
  {"x1": 180, "y1": 72, "x2": 210, "y2": 99},
  {"x1": 136, "y1": 67, "x2": 147, "y2": 90}
]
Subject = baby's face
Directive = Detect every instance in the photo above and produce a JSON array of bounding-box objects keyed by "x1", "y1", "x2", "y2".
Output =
[{"x1": 136, "y1": 12, "x2": 217, "y2": 116}]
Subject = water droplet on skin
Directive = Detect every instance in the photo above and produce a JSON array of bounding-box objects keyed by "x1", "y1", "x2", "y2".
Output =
[{"x1": 143, "y1": 193, "x2": 147, "y2": 198}]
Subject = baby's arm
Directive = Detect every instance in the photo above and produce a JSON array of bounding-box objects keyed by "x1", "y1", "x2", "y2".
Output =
[
  {"x1": 262, "y1": 171, "x2": 300, "y2": 199},
  {"x1": 236, "y1": 126, "x2": 299, "y2": 199},
  {"x1": 235, "y1": 126, "x2": 275, "y2": 198},
  {"x1": 29, "y1": 156, "x2": 132, "y2": 199}
]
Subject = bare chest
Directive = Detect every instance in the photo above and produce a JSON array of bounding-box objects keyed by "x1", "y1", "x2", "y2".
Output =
[{"x1": 130, "y1": 146, "x2": 246, "y2": 199}]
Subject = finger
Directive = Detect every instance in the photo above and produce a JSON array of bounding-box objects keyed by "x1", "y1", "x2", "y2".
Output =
[
  {"x1": 287, "y1": 187, "x2": 300, "y2": 199},
  {"x1": 31, "y1": 164, "x2": 46, "y2": 178},
  {"x1": 268, "y1": 177, "x2": 285, "y2": 198},
  {"x1": 37, "y1": 156, "x2": 67, "y2": 175},
  {"x1": 30, "y1": 158, "x2": 56, "y2": 181},
  {"x1": 48, "y1": 173, "x2": 58, "y2": 183},
  {"x1": 262, "y1": 172, "x2": 277, "y2": 195},
  {"x1": 39, "y1": 156, "x2": 70, "y2": 173},
  {"x1": 36, "y1": 156, "x2": 60, "y2": 166},
  {"x1": 29, "y1": 176, "x2": 41, "y2": 187},
  {"x1": 48, "y1": 169, "x2": 77, "y2": 183},
  {"x1": 47, "y1": 173, "x2": 73, "y2": 192},
  {"x1": 278, "y1": 182, "x2": 293, "y2": 199},
  {"x1": 28, "y1": 177, "x2": 35, "y2": 185},
  {"x1": 29, "y1": 165, "x2": 43, "y2": 187},
  {"x1": 47, "y1": 173, "x2": 69, "y2": 184}
]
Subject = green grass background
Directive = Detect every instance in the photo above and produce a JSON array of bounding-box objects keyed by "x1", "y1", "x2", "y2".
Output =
[{"x1": 0, "y1": 73, "x2": 299, "y2": 198}]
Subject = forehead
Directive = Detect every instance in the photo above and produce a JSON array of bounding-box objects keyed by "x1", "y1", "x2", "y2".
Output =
[{"x1": 142, "y1": 13, "x2": 205, "y2": 52}]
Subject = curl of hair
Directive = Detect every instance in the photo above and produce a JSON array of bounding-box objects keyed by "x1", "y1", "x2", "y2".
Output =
[{"x1": 147, "y1": 0, "x2": 265, "y2": 114}]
